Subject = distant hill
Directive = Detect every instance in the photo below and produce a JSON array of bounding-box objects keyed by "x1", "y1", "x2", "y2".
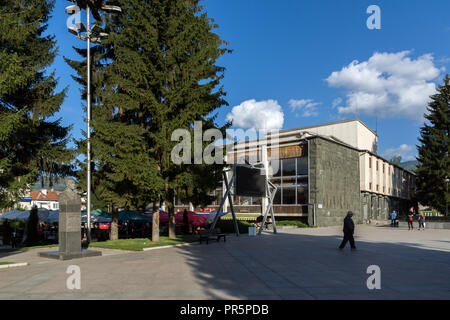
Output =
[{"x1": 400, "y1": 160, "x2": 419, "y2": 172}]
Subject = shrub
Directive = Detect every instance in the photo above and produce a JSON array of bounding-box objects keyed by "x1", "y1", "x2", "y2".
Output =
[{"x1": 276, "y1": 220, "x2": 309, "y2": 228}]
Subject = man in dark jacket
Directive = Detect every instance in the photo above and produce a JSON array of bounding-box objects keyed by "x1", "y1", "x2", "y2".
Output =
[{"x1": 339, "y1": 211, "x2": 356, "y2": 250}]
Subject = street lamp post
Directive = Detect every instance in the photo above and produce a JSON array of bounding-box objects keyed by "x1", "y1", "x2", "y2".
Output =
[
  {"x1": 65, "y1": 1, "x2": 121, "y2": 243},
  {"x1": 446, "y1": 177, "x2": 449, "y2": 216}
]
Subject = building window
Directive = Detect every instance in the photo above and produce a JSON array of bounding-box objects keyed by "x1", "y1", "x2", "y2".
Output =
[
  {"x1": 269, "y1": 156, "x2": 309, "y2": 205},
  {"x1": 281, "y1": 158, "x2": 296, "y2": 176},
  {"x1": 383, "y1": 186, "x2": 385, "y2": 193},
  {"x1": 296, "y1": 157, "x2": 308, "y2": 176},
  {"x1": 383, "y1": 164, "x2": 385, "y2": 173},
  {"x1": 240, "y1": 197, "x2": 252, "y2": 206},
  {"x1": 282, "y1": 187, "x2": 296, "y2": 204},
  {"x1": 376, "y1": 161, "x2": 378, "y2": 171},
  {"x1": 369, "y1": 157, "x2": 372, "y2": 168},
  {"x1": 369, "y1": 182, "x2": 372, "y2": 190},
  {"x1": 376, "y1": 185, "x2": 379, "y2": 191},
  {"x1": 273, "y1": 189, "x2": 281, "y2": 204}
]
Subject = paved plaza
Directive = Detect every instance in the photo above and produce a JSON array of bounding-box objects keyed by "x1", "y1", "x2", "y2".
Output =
[{"x1": 0, "y1": 225, "x2": 449, "y2": 300}]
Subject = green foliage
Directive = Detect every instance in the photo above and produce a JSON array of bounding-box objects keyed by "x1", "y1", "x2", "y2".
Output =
[
  {"x1": 89, "y1": 235, "x2": 198, "y2": 251},
  {"x1": 67, "y1": 0, "x2": 230, "y2": 239},
  {"x1": 416, "y1": 75, "x2": 450, "y2": 215},
  {"x1": 276, "y1": 220, "x2": 309, "y2": 228},
  {"x1": 0, "y1": 0, "x2": 73, "y2": 208}
]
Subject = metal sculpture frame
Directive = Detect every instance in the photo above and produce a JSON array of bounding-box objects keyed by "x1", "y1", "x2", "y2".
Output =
[{"x1": 209, "y1": 164, "x2": 278, "y2": 236}]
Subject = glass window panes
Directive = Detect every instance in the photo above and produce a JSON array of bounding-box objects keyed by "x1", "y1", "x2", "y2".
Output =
[
  {"x1": 297, "y1": 185, "x2": 308, "y2": 204},
  {"x1": 282, "y1": 187, "x2": 296, "y2": 204},
  {"x1": 297, "y1": 177, "x2": 308, "y2": 187},
  {"x1": 273, "y1": 189, "x2": 281, "y2": 204},
  {"x1": 252, "y1": 197, "x2": 262, "y2": 205},
  {"x1": 297, "y1": 157, "x2": 308, "y2": 176},
  {"x1": 282, "y1": 158, "x2": 296, "y2": 176},
  {"x1": 270, "y1": 160, "x2": 282, "y2": 177},
  {"x1": 282, "y1": 177, "x2": 296, "y2": 187},
  {"x1": 240, "y1": 197, "x2": 252, "y2": 206}
]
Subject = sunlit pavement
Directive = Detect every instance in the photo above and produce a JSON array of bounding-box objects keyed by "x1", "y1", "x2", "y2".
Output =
[{"x1": 0, "y1": 225, "x2": 449, "y2": 300}]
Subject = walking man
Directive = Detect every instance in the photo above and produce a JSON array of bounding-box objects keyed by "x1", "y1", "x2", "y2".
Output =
[{"x1": 339, "y1": 211, "x2": 356, "y2": 250}]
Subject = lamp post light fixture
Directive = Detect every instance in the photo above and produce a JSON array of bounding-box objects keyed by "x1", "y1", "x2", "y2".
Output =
[{"x1": 65, "y1": 0, "x2": 121, "y2": 243}]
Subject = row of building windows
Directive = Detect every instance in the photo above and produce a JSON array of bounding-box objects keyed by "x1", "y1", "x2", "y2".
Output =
[
  {"x1": 198, "y1": 157, "x2": 310, "y2": 206},
  {"x1": 367, "y1": 182, "x2": 411, "y2": 197},
  {"x1": 272, "y1": 157, "x2": 308, "y2": 177}
]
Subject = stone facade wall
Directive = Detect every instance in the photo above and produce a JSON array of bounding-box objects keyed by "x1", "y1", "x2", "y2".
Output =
[
  {"x1": 308, "y1": 137, "x2": 361, "y2": 227},
  {"x1": 361, "y1": 192, "x2": 417, "y2": 223}
]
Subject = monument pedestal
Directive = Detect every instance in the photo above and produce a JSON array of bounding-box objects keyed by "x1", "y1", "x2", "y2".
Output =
[
  {"x1": 39, "y1": 249, "x2": 102, "y2": 260},
  {"x1": 38, "y1": 178, "x2": 102, "y2": 261}
]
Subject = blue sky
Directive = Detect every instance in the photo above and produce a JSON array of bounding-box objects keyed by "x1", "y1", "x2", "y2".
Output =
[{"x1": 48, "y1": 0, "x2": 450, "y2": 162}]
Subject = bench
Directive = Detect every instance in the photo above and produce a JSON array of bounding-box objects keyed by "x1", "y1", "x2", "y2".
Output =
[{"x1": 199, "y1": 228, "x2": 226, "y2": 244}]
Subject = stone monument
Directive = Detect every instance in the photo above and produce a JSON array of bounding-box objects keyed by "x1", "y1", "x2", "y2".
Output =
[{"x1": 39, "y1": 178, "x2": 101, "y2": 260}]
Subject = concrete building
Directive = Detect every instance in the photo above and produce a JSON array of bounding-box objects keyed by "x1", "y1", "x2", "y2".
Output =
[{"x1": 175, "y1": 118, "x2": 416, "y2": 227}]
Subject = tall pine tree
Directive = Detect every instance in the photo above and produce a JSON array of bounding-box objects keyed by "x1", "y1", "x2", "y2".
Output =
[
  {"x1": 0, "y1": 0, "x2": 73, "y2": 209},
  {"x1": 66, "y1": 1, "x2": 165, "y2": 240},
  {"x1": 110, "y1": 0, "x2": 230, "y2": 239},
  {"x1": 416, "y1": 75, "x2": 450, "y2": 215},
  {"x1": 66, "y1": 0, "x2": 229, "y2": 240}
]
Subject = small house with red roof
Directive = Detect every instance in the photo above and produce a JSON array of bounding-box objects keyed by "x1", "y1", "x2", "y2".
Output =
[{"x1": 29, "y1": 189, "x2": 60, "y2": 210}]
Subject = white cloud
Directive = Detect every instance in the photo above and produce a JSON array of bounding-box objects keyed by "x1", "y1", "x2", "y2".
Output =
[
  {"x1": 288, "y1": 99, "x2": 321, "y2": 117},
  {"x1": 226, "y1": 99, "x2": 284, "y2": 133},
  {"x1": 332, "y1": 97, "x2": 343, "y2": 108},
  {"x1": 382, "y1": 144, "x2": 416, "y2": 161},
  {"x1": 326, "y1": 51, "x2": 442, "y2": 120}
]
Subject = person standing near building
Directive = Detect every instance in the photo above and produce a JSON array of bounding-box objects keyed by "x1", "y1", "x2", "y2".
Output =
[
  {"x1": 390, "y1": 210, "x2": 398, "y2": 227},
  {"x1": 407, "y1": 210, "x2": 415, "y2": 231},
  {"x1": 418, "y1": 212, "x2": 425, "y2": 230},
  {"x1": 339, "y1": 211, "x2": 356, "y2": 250}
]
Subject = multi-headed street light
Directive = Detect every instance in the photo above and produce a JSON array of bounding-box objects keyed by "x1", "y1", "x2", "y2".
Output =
[{"x1": 65, "y1": 0, "x2": 121, "y2": 244}]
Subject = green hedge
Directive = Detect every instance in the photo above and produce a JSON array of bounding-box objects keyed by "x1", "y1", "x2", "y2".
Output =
[{"x1": 276, "y1": 220, "x2": 309, "y2": 228}]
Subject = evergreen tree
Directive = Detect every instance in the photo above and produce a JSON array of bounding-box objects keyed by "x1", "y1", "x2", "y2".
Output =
[
  {"x1": 416, "y1": 75, "x2": 450, "y2": 215},
  {"x1": 66, "y1": 2, "x2": 165, "y2": 240},
  {"x1": 0, "y1": 0, "x2": 73, "y2": 209},
  {"x1": 112, "y1": 0, "x2": 230, "y2": 239},
  {"x1": 67, "y1": 0, "x2": 229, "y2": 240}
]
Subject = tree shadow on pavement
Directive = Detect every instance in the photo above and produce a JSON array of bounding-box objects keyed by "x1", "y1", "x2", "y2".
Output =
[{"x1": 176, "y1": 230, "x2": 450, "y2": 300}]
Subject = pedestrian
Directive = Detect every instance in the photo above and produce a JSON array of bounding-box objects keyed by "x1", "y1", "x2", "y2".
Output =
[
  {"x1": 339, "y1": 211, "x2": 356, "y2": 250},
  {"x1": 390, "y1": 210, "x2": 398, "y2": 227},
  {"x1": 183, "y1": 209, "x2": 189, "y2": 234},
  {"x1": 407, "y1": 211, "x2": 414, "y2": 231},
  {"x1": 11, "y1": 230, "x2": 17, "y2": 249},
  {"x1": 418, "y1": 212, "x2": 425, "y2": 230}
]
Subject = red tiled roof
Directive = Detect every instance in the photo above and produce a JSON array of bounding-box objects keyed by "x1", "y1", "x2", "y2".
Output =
[{"x1": 30, "y1": 190, "x2": 58, "y2": 202}]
